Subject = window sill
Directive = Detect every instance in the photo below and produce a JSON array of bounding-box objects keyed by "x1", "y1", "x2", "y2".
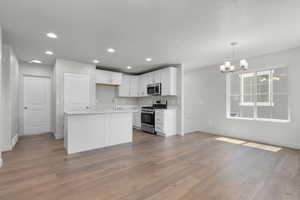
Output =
[{"x1": 227, "y1": 116, "x2": 290, "y2": 123}]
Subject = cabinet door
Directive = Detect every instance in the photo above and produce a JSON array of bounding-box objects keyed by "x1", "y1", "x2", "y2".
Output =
[
  {"x1": 118, "y1": 75, "x2": 130, "y2": 97},
  {"x1": 112, "y1": 72, "x2": 122, "y2": 85},
  {"x1": 106, "y1": 113, "x2": 132, "y2": 146},
  {"x1": 139, "y1": 74, "x2": 148, "y2": 97},
  {"x1": 155, "y1": 110, "x2": 164, "y2": 132},
  {"x1": 130, "y1": 76, "x2": 139, "y2": 97},
  {"x1": 96, "y1": 70, "x2": 111, "y2": 84},
  {"x1": 154, "y1": 70, "x2": 161, "y2": 83}
]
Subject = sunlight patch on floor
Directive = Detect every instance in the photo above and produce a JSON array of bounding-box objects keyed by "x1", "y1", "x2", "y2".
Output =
[
  {"x1": 216, "y1": 137, "x2": 246, "y2": 144},
  {"x1": 215, "y1": 137, "x2": 282, "y2": 152},
  {"x1": 243, "y1": 142, "x2": 282, "y2": 152}
]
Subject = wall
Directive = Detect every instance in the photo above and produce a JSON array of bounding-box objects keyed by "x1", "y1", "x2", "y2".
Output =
[
  {"x1": 184, "y1": 47, "x2": 300, "y2": 149},
  {"x1": 0, "y1": 26, "x2": 2, "y2": 167},
  {"x1": 96, "y1": 85, "x2": 138, "y2": 110},
  {"x1": 18, "y1": 61, "x2": 54, "y2": 135},
  {"x1": 54, "y1": 59, "x2": 96, "y2": 139},
  {"x1": 1, "y1": 44, "x2": 19, "y2": 151}
]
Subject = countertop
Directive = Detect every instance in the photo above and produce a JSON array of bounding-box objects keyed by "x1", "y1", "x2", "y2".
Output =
[{"x1": 65, "y1": 109, "x2": 138, "y2": 115}]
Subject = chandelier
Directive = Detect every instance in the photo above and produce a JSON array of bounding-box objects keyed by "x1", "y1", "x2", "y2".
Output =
[{"x1": 220, "y1": 42, "x2": 248, "y2": 73}]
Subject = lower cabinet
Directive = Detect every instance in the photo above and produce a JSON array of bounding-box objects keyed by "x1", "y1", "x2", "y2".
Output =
[
  {"x1": 106, "y1": 113, "x2": 132, "y2": 146},
  {"x1": 155, "y1": 109, "x2": 177, "y2": 137},
  {"x1": 133, "y1": 110, "x2": 141, "y2": 129}
]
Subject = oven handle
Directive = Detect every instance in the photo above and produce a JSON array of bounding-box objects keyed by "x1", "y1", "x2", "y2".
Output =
[{"x1": 142, "y1": 111, "x2": 155, "y2": 114}]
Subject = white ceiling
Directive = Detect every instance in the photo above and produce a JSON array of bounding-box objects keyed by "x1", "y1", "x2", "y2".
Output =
[{"x1": 1, "y1": 0, "x2": 300, "y2": 73}]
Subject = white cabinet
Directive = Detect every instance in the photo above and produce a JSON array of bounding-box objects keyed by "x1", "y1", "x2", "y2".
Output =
[
  {"x1": 161, "y1": 67, "x2": 177, "y2": 96},
  {"x1": 133, "y1": 110, "x2": 141, "y2": 128},
  {"x1": 118, "y1": 74, "x2": 131, "y2": 97},
  {"x1": 138, "y1": 74, "x2": 148, "y2": 97},
  {"x1": 118, "y1": 75, "x2": 139, "y2": 97},
  {"x1": 155, "y1": 109, "x2": 177, "y2": 137},
  {"x1": 117, "y1": 67, "x2": 177, "y2": 97},
  {"x1": 96, "y1": 69, "x2": 122, "y2": 85},
  {"x1": 130, "y1": 76, "x2": 139, "y2": 97},
  {"x1": 111, "y1": 73, "x2": 122, "y2": 85}
]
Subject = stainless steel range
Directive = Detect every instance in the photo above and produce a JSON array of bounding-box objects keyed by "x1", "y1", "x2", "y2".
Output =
[
  {"x1": 141, "y1": 106, "x2": 155, "y2": 134},
  {"x1": 141, "y1": 103, "x2": 168, "y2": 134}
]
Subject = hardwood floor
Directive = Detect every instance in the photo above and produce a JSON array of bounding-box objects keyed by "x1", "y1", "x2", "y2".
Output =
[{"x1": 0, "y1": 130, "x2": 300, "y2": 200}]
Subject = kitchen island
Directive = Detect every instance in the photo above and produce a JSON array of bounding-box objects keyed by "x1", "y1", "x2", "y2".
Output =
[{"x1": 64, "y1": 110, "x2": 135, "y2": 154}]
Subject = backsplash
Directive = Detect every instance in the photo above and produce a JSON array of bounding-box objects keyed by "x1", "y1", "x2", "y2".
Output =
[
  {"x1": 138, "y1": 96, "x2": 178, "y2": 107},
  {"x1": 96, "y1": 85, "x2": 138, "y2": 110}
]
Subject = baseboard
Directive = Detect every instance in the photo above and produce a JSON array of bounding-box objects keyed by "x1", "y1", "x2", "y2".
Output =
[
  {"x1": 2, "y1": 134, "x2": 19, "y2": 152},
  {"x1": 191, "y1": 130, "x2": 300, "y2": 150},
  {"x1": 2, "y1": 144, "x2": 12, "y2": 152},
  {"x1": 54, "y1": 133, "x2": 64, "y2": 139},
  {"x1": 11, "y1": 134, "x2": 18, "y2": 149}
]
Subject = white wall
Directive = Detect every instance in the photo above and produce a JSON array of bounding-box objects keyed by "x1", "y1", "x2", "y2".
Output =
[
  {"x1": 96, "y1": 85, "x2": 138, "y2": 110},
  {"x1": 0, "y1": 26, "x2": 2, "y2": 167},
  {"x1": 1, "y1": 44, "x2": 19, "y2": 151},
  {"x1": 184, "y1": 47, "x2": 300, "y2": 149},
  {"x1": 54, "y1": 59, "x2": 96, "y2": 139},
  {"x1": 18, "y1": 61, "x2": 54, "y2": 135}
]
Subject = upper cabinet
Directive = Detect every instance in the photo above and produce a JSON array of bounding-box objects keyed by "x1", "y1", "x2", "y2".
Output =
[
  {"x1": 118, "y1": 75, "x2": 139, "y2": 97},
  {"x1": 138, "y1": 74, "x2": 148, "y2": 97},
  {"x1": 99, "y1": 67, "x2": 177, "y2": 97},
  {"x1": 160, "y1": 67, "x2": 177, "y2": 96},
  {"x1": 96, "y1": 69, "x2": 122, "y2": 85},
  {"x1": 138, "y1": 67, "x2": 177, "y2": 97}
]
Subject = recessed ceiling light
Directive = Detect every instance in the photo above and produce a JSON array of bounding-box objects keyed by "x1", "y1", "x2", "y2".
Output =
[
  {"x1": 126, "y1": 66, "x2": 132, "y2": 69},
  {"x1": 93, "y1": 59, "x2": 100, "y2": 64},
  {"x1": 46, "y1": 32, "x2": 58, "y2": 39},
  {"x1": 107, "y1": 48, "x2": 115, "y2": 53},
  {"x1": 146, "y1": 58, "x2": 152, "y2": 62},
  {"x1": 30, "y1": 60, "x2": 43, "y2": 64},
  {"x1": 45, "y1": 51, "x2": 54, "y2": 55}
]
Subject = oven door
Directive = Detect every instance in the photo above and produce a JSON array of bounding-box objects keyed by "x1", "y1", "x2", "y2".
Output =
[{"x1": 141, "y1": 111, "x2": 154, "y2": 126}]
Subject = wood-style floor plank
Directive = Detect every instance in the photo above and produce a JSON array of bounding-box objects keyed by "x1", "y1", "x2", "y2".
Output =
[{"x1": 0, "y1": 130, "x2": 299, "y2": 200}]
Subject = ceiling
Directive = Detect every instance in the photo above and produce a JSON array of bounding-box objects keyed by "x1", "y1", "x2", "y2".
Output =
[{"x1": 0, "y1": 0, "x2": 300, "y2": 73}]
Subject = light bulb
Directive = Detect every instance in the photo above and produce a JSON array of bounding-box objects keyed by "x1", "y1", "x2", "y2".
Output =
[
  {"x1": 220, "y1": 65, "x2": 225, "y2": 72},
  {"x1": 240, "y1": 59, "x2": 248, "y2": 70},
  {"x1": 225, "y1": 61, "x2": 231, "y2": 68},
  {"x1": 229, "y1": 65, "x2": 235, "y2": 72}
]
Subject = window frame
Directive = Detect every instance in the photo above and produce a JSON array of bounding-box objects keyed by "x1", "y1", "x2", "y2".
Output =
[
  {"x1": 226, "y1": 66, "x2": 290, "y2": 123},
  {"x1": 256, "y1": 70, "x2": 274, "y2": 107},
  {"x1": 240, "y1": 72, "x2": 255, "y2": 106}
]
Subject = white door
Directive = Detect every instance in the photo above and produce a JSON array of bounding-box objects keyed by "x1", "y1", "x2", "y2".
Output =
[
  {"x1": 64, "y1": 73, "x2": 90, "y2": 112},
  {"x1": 24, "y1": 76, "x2": 51, "y2": 135}
]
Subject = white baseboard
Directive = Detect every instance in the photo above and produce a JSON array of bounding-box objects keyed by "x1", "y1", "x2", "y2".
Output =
[
  {"x1": 12, "y1": 134, "x2": 18, "y2": 149},
  {"x1": 2, "y1": 144, "x2": 12, "y2": 152},
  {"x1": 54, "y1": 133, "x2": 64, "y2": 139},
  {"x1": 2, "y1": 134, "x2": 19, "y2": 152}
]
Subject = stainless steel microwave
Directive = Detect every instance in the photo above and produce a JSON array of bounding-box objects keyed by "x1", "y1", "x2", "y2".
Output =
[{"x1": 147, "y1": 83, "x2": 161, "y2": 96}]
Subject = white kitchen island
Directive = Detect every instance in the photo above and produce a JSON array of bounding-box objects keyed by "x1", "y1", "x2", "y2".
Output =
[{"x1": 64, "y1": 110, "x2": 134, "y2": 154}]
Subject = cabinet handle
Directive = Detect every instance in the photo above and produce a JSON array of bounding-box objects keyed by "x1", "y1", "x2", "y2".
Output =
[
  {"x1": 86, "y1": 106, "x2": 89, "y2": 109},
  {"x1": 24, "y1": 106, "x2": 28, "y2": 110}
]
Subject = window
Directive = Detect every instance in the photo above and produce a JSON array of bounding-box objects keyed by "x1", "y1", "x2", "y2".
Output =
[{"x1": 227, "y1": 67, "x2": 289, "y2": 122}]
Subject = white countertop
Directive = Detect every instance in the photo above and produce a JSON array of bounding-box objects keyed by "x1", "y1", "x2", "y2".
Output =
[{"x1": 65, "y1": 109, "x2": 138, "y2": 115}]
